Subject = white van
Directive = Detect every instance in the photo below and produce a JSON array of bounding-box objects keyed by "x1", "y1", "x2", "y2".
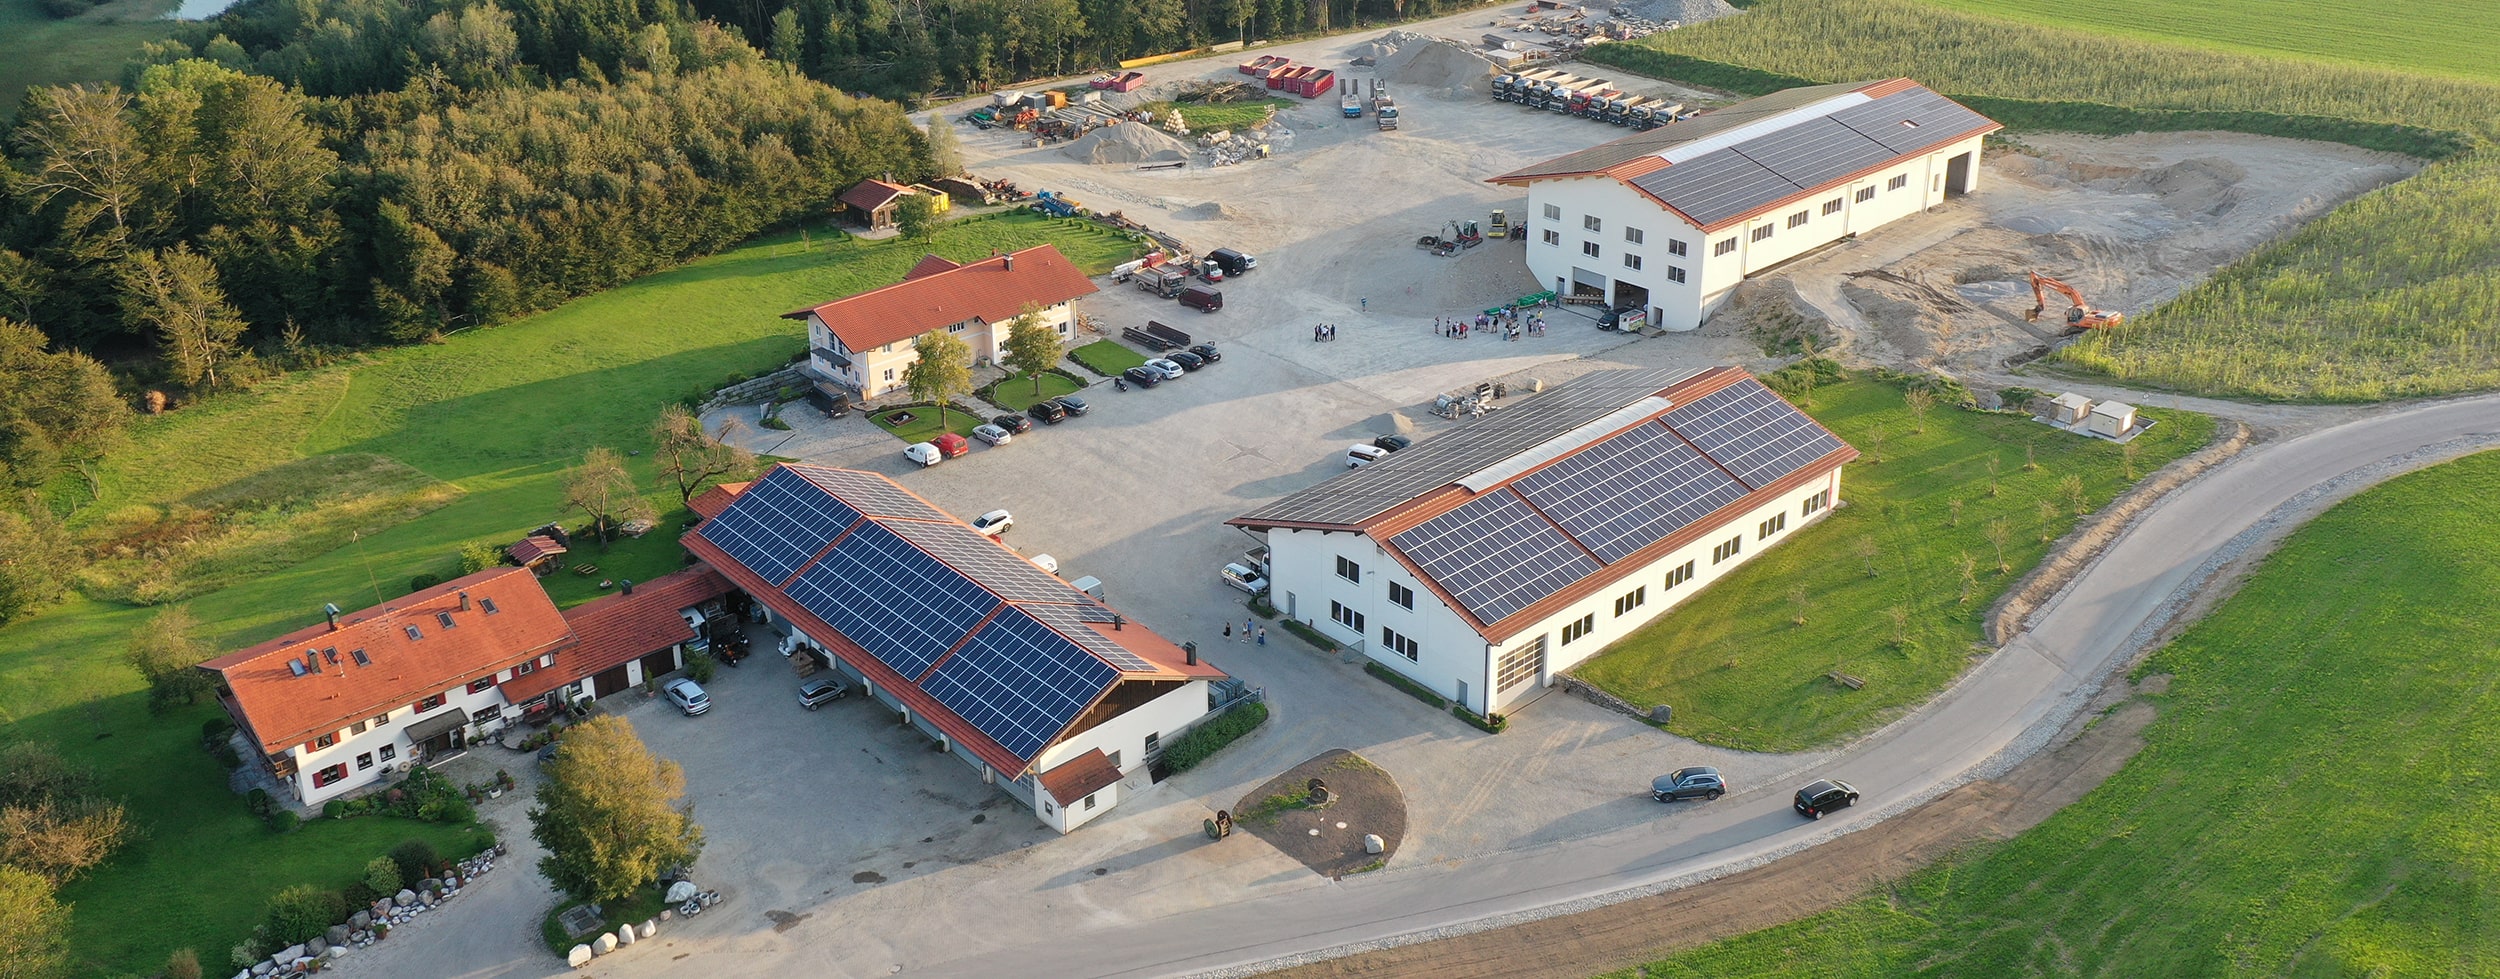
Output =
[
  {"x1": 903, "y1": 442, "x2": 943, "y2": 467},
  {"x1": 1346, "y1": 443, "x2": 1389, "y2": 468}
]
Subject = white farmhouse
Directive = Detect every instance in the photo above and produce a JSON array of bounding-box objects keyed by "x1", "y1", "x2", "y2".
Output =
[
  {"x1": 1229, "y1": 367, "x2": 1855, "y2": 717},
  {"x1": 1491, "y1": 79, "x2": 2000, "y2": 332}
]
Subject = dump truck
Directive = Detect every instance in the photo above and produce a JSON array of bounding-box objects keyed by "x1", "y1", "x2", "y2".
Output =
[
  {"x1": 1135, "y1": 265, "x2": 1188, "y2": 298},
  {"x1": 1342, "y1": 86, "x2": 1364, "y2": 117},
  {"x1": 1497, "y1": 68, "x2": 1567, "y2": 103},
  {"x1": 1548, "y1": 77, "x2": 1611, "y2": 113},
  {"x1": 1627, "y1": 99, "x2": 1684, "y2": 130},
  {"x1": 1030, "y1": 190, "x2": 1080, "y2": 218},
  {"x1": 1374, "y1": 85, "x2": 1398, "y2": 130},
  {"x1": 1570, "y1": 87, "x2": 1622, "y2": 118}
]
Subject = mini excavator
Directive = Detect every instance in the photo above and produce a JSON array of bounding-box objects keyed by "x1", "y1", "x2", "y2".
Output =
[{"x1": 2027, "y1": 272, "x2": 2124, "y2": 330}]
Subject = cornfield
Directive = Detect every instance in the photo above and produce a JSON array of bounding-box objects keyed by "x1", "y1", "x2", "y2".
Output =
[{"x1": 1595, "y1": 0, "x2": 2500, "y2": 402}]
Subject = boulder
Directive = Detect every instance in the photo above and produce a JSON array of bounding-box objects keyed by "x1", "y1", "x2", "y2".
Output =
[
  {"x1": 325, "y1": 946, "x2": 346, "y2": 960},
  {"x1": 277, "y1": 945, "x2": 306, "y2": 964},
  {"x1": 637, "y1": 920, "x2": 656, "y2": 939},
  {"x1": 659, "y1": 909, "x2": 673, "y2": 922},
  {"x1": 351, "y1": 910, "x2": 371, "y2": 930},
  {"x1": 1364, "y1": 834, "x2": 1385, "y2": 855},
  {"x1": 305, "y1": 936, "x2": 327, "y2": 956},
  {"x1": 615, "y1": 925, "x2": 635, "y2": 946},
  {"x1": 327, "y1": 924, "x2": 351, "y2": 946},
  {"x1": 421, "y1": 877, "x2": 442, "y2": 893},
  {"x1": 665, "y1": 880, "x2": 699, "y2": 902},
  {"x1": 568, "y1": 945, "x2": 594, "y2": 967},
  {"x1": 250, "y1": 963, "x2": 274, "y2": 976},
  {"x1": 394, "y1": 888, "x2": 416, "y2": 907},
  {"x1": 444, "y1": 875, "x2": 460, "y2": 888},
  {"x1": 594, "y1": 932, "x2": 618, "y2": 954}
]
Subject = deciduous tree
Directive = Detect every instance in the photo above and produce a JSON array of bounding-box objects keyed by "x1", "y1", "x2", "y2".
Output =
[
  {"x1": 903, "y1": 330, "x2": 973, "y2": 428},
  {"x1": 125, "y1": 606, "x2": 216, "y2": 712},
  {"x1": 997, "y1": 305, "x2": 1065, "y2": 397},
  {"x1": 562, "y1": 447, "x2": 655, "y2": 543},
  {"x1": 0, "y1": 506, "x2": 79, "y2": 627},
  {"x1": 895, "y1": 193, "x2": 938, "y2": 240},
  {"x1": 0, "y1": 866, "x2": 69, "y2": 979},
  {"x1": 529, "y1": 716, "x2": 704, "y2": 903},
  {"x1": 923, "y1": 111, "x2": 961, "y2": 175},
  {"x1": 0, "y1": 798, "x2": 131, "y2": 885},
  {"x1": 116, "y1": 244, "x2": 253, "y2": 393},
  {"x1": 651, "y1": 404, "x2": 753, "y2": 504}
]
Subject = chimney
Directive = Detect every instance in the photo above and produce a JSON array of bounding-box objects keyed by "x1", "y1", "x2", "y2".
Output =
[
  {"x1": 1184, "y1": 641, "x2": 1198, "y2": 666},
  {"x1": 1111, "y1": 613, "x2": 1124, "y2": 631},
  {"x1": 1004, "y1": 251, "x2": 1015, "y2": 271},
  {"x1": 620, "y1": 579, "x2": 635, "y2": 595},
  {"x1": 458, "y1": 591, "x2": 471, "y2": 612},
  {"x1": 324, "y1": 603, "x2": 341, "y2": 631}
]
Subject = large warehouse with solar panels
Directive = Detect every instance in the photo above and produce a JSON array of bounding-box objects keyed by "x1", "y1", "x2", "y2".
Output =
[
  {"x1": 1490, "y1": 79, "x2": 1999, "y2": 333},
  {"x1": 1230, "y1": 367, "x2": 1855, "y2": 718},
  {"x1": 684, "y1": 464, "x2": 1228, "y2": 833}
]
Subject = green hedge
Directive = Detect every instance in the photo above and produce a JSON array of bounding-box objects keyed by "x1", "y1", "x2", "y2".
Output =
[
  {"x1": 1279, "y1": 619, "x2": 1337, "y2": 652},
  {"x1": 1365, "y1": 661, "x2": 1447, "y2": 708},
  {"x1": 1452, "y1": 703, "x2": 1509, "y2": 734},
  {"x1": 1160, "y1": 700, "x2": 1269, "y2": 774}
]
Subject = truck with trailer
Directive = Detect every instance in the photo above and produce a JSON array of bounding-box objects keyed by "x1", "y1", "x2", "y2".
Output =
[
  {"x1": 1342, "y1": 86, "x2": 1364, "y2": 117},
  {"x1": 1628, "y1": 100, "x2": 1685, "y2": 130},
  {"x1": 1495, "y1": 68, "x2": 1564, "y2": 103},
  {"x1": 1570, "y1": 87, "x2": 1622, "y2": 118},
  {"x1": 1373, "y1": 85, "x2": 1398, "y2": 130},
  {"x1": 1547, "y1": 77, "x2": 1611, "y2": 112}
]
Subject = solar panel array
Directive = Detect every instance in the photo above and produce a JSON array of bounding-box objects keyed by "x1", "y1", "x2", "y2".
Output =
[
  {"x1": 1732, "y1": 116, "x2": 1899, "y2": 193},
  {"x1": 693, "y1": 467, "x2": 861, "y2": 585},
  {"x1": 885, "y1": 519, "x2": 1081, "y2": 605},
  {"x1": 922, "y1": 610, "x2": 1122, "y2": 760},
  {"x1": 1022, "y1": 603, "x2": 1155, "y2": 672},
  {"x1": 1491, "y1": 81, "x2": 1865, "y2": 183},
  {"x1": 1629, "y1": 149, "x2": 1801, "y2": 229},
  {"x1": 786, "y1": 521, "x2": 998, "y2": 679},
  {"x1": 1390, "y1": 492, "x2": 1601, "y2": 624},
  {"x1": 1828, "y1": 88, "x2": 1996, "y2": 154},
  {"x1": 1513, "y1": 422, "x2": 1749, "y2": 563},
  {"x1": 1619, "y1": 86, "x2": 1990, "y2": 227},
  {"x1": 1664, "y1": 379, "x2": 1849, "y2": 489},
  {"x1": 791, "y1": 465, "x2": 946, "y2": 521}
]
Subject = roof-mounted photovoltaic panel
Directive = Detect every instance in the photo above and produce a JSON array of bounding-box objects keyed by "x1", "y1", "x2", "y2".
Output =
[
  {"x1": 1390, "y1": 491, "x2": 1601, "y2": 625},
  {"x1": 1664, "y1": 380, "x2": 1849, "y2": 489},
  {"x1": 790, "y1": 465, "x2": 947, "y2": 521},
  {"x1": 693, "y1": 467, "x2": 862, "y2": 585},
  {"x1": 785, "y1": 521, "x2": 998, "y2": 679},
  {"x1": 883, "y1": 519, "x2": 1085, "y2": 606},
  {"x1": 1729, "y1": 116, "x2": 1899, "y2": 194},
  {"x1": 1513, "y1": 422, "x2": 1750, "y2": 563},
  {"x1": 1629, "y1": 148, "x2": 1803, "y2": 228},
  {"x1": 922, "y1": 608, "x2": 1122, "y2": 762},
  {"x1": 1022, "y1": 603, "x2": 1156, "y2": 672},
  {"x1": 1828, "y1": 88, "x2": 1996, "y2": 154}
]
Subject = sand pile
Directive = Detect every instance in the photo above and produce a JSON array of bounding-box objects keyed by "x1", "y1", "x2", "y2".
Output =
[
  {"x1": 1367, "y1": 31, "x2": 1500, "y2": 94},
  {"x1": 1180, "y1": 201, "x2": 1234, "y2": 220},
  {"x1": 1062, "y1": 123, "x2": 1190, "y2": 165}
]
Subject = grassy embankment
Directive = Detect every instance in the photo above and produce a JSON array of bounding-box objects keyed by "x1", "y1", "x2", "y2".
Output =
[
  {"x1": 1617, "y1": 450, "x2": 2500, "y2": 977},
  {"x1": 1584, "y1": 0, "x2": 2500, "y2": 402},
  {"x1": 0, "y1": 0, "x2": 175, "y2": 116},
  {"x1": 7, "y1": 212, "x2": 1140, "y2": 975},
  {"x1": 1574, "y1": 374, "x2": 2211, "y2": 751}
]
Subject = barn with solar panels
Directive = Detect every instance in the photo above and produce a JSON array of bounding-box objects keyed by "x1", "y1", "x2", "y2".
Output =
[
  {"x1": 684, "y1": 464, "x2": 1227, "y2": 832},
  {"x1": 1490, "y1": 79, "x2": 1999, "y2": 333},
  {"x1": 1230, "y1": 367, "x2": 1855, "y2": 718}
]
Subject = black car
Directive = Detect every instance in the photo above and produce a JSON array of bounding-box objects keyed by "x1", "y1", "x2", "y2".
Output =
[
  {"x1": 1167, "y1": 350, "x2": 1205, "y2": 371},
  {"x1": 1053, "y1": 395, "x2": 1091, "y2": 416},
  {"x1": 1188, "y1": 343, "x2": 1222, "y2": 363},
  {"x1": 1651, "y1": 766, "x2": 1726, "y2": 802},
  {"x1": 1792, "y1": 778, "x2": 1860, "y2": 819},
  {"x1": 992, "y1": 413, "x2": 1033, "y2": 434},
  {"x1": 1373, "y1": 434, "x2": 1413, "y2": 453},
  {"x1": 1121, "y1": 366, "x2": 1163, "y2": 388},
  {"x1": 1027, "y1": 400, "x2": 1070, "y2": 424}
]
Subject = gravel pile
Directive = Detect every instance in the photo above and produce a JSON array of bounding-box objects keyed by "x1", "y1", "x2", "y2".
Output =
[
  {"x1": 1366, "y1": 31, "x2": 1502, "y2": 94},
  {"x1": 1062, "y1": 122, "x2": 1190, "y2": 164}
]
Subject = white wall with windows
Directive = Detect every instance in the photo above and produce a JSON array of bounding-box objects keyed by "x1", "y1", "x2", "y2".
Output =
[
  {"x1": 1029, "y1": 679, "x2": 1211, "y2": 833},
  {"x1": 805, "y1": 301, "x2": 1078, "y2": 398},
  {"x1": 286, "y1": 651, "x2": 556, "y2": 806}
]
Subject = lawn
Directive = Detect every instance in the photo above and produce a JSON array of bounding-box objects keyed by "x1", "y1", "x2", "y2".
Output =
[
  {"x1": 1923, "y1": 0, "x2": 2500, "y2": 82},
  {"x1": 1069, "y1": 339, "x2": 1148, "y2": 376},
  {"x1": 1616, "y1": 450, "x2": 2500, "y2": 977},
  {"x1": 1587, "y1": 0, "x2": 2500, "y2": 402},
  {"x1": 1145, "y1": 97, "x2": 1291, "y2": 134},
  {"x1": 1572, "y1": 374, "x2": 2212, "y2": 751},
  {"x1": 869, "y1": 405, "x2": 984, "y2": 444},
  {"x1": 0, "y1": 0, "x2": 176, "y2": 118},
  {"x1": 0, "y1": 211, "x2": 1139, "y2": 975},
  {"x1": 983, "y1": 371, "x2": 1085, "y2": 412}
]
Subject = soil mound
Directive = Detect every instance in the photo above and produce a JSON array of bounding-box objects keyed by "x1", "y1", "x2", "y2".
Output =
[
  {"x1": 1061, "y1": 123, "x2": 1190, "y2": 165},
  {"x1": 1367, "y1": 31, "x2": 1500, "y2": 94},
  {"x1": 1180, "y1": 201, "x2": 1233, "y2": 220}
]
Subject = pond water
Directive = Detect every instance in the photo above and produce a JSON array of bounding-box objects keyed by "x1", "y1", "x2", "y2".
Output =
[{"x1": 168, "y1": 0, "x2": 243, "y2": 20}]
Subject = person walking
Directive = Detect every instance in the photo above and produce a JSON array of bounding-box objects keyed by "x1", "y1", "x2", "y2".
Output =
[
  {"x1": 1360, "y1": 297, "x2": 1368, "y2": 312},
  {"x1": 1244, "y1": 618, "x2": 1254, "y2": 642},
  {"x1": 1223, "y1": 621, "x2": 1233, "y2": 641},
  {"x1": 1255, "y1": 626, "x2": 1267, "y2": 646}
]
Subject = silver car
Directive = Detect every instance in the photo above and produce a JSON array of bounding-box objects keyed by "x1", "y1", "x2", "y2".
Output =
[
  {"x1": 798, "y1": 676, "x2": 848, "y2": 710},
  {"x1": 663, "y1": 678, "x2": 711, "y2": 715},
  {"x1": 1143, "y1": 359, "x2": 1186, "y2": 380}
]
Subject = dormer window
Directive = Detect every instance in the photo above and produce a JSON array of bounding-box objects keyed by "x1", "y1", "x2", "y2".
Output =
[
  {"x1": 437, "y1": 612, "x2": 456, "y2": 629},
  {"x1": 404, "y1": 625, "x2": 423, "y2": 641},
  {"x1": 481, "y1": 598, "x2": 501, "y2": 615},
  {"x1": 313, "y1": 732, "x2": 337, "y2": 750}
]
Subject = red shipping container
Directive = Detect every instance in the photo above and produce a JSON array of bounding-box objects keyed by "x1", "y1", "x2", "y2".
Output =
[{"x1": 1305, "y1": 70, "x2": 1335, "y2": 99}]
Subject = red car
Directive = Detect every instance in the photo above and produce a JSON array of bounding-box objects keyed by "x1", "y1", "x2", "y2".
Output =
[{"x1": 932, "y1": 433, "x2": 971, "y2": 459}]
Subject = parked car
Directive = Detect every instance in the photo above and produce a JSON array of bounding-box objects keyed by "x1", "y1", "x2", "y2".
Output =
[
  {"x1": 1221, "y1": 562, "x2": 1269, "y2": 594},
  {"x1": 1178, "y1": 285, "x2": 1223, "y2": 312},
  {"x1": 1028, "y1": 400, "x2": 1070, "y2": 424},
  {"x1": 1028, "y1": 553, "x2": 1059, "y2": 575},
  {"x1": 970, "y1": 509, "x2": 1014, "y2": 537},
  {"x1": 1121, "y1": 366, "x2": 1163, "y2": 388},
  {"x1": 798, "y1": 675, "x2": 849, "y2": 710},
  {"x1": 1188, "y1": 343, "x2": 1222, "y2": 363},
  {"x1": 1144, "y1": 358, "x2": 1186, "y2": 380},
  {"x1": 972, "y1": 423, "x2": 1014, "y2": 446},
  {"x1": 993, "y1": 413, "x2": 1033, "y2": 434},
  {"x1": 1052, "y1": 395, "x2": 1091, "y2": 416},
  {"x1": 663, "y1": 678, "x2": 711, "y2": 716},
  {"x1": 1651, "y1": 766, "x2": 1725, "y2": 802},
  {"x1": 1373, "y1": 433, "x2": 1413, "y2": 452},
  {"x1": 933, "y1": 432, "x2": 972, "y2": 458},
  {"x1": 1792, "y1": 778, "x2": 1860, "y2": 819},
  {"x1": 903, "y1": 442, "x2": 944, "y2": 467},
  {"x1": 1346, "y1": 443, "x2": 1389, "y2": 468},
  {"x1": 1167, "y1": 350, "x2": 1205, "y2": 371}
]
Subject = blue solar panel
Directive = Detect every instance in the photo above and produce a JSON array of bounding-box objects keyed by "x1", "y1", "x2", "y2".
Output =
[
  {"x1": 785, "y1": 521, "x2": 998, "y2": 679},
  {"x1": 790, "y1": 465, "x2": 947, "y2": 521},
  {"x1": 1665, "y1": 380, "x2": 1848, "y2": 489},
  {"x1": 696, "y1": 467, "x2": 862, "y2": 585},
  {"x1": 1390, "y1": 491, "x2": 1601, "y2": 624},
  {"x1": 1514, "y1": 422, "x2": 1751, "y2": 563},
  {"x1": 923, "y1": 609, "x2": 1121, "y2": 761}
]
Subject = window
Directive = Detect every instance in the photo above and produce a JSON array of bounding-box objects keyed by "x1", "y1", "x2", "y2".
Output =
[
  {"x1": 350, "y1": 720, "x2": 367, "y2": 736},
  {"x1": 1787, "y1": 211, "x2": 1809, "y2": 229},
  {"x1": 403, "y1": 625, "x2": 423, "y2": 641},
  {"x1": 1622, "y1": 254, "x2": 1643, "y2": 271},
  {"x1": 1381, "y1": 627, "x2": 1419, "y2": 660},
  {"x1": 415, "y1": 693, "x2": 446, "y2": 713},
  {"x1": 1666, "y1": 266, "x2": 1687, "y2": 284},
  {"x1": 313, "y1": 732, "x2": 337, "y2": 750},
  {"x1": 436, "y1": 611, "x2": 456, "y2": 630},
  {"x1": 1144, "y1": 732, "x2": 1160, "y2": 757},
  {"x1": 1750, "y1": 225, "x2": 1774, "y2": 243},
  {"x1": 883, "y1": 369, "x2": 896, "y2": 383},
  {"x1": 1802, "y1": 489, "x2": 1831, "y2": 516},
  {"x1": 1665, "y1": 560, "x2": 1696, "y2": 589},
  {"x1": 1561, "y1": 614, "x2": 1597, "y2": 645},
  {"x1": 1496, "y1": 637, "x2": 1546, "y2": 691},
  {"x1": 468, "y1": 677, "x2": 495, "y2": 694},
  {"x1": 1713, "y1": 536, "x2": 1742, "y2": 563},
  {"x1": 515, "y1": 659, "x2": 536, "y2": 676},
  {"x1": 1824, "y1": 198, "x2": 1843, "y2": 215},
  {"x1": 1582, "y1": 241, "x2": 1601, "y2": 258},
  {"x1": 378, "y1": 744, "x2": 396, "y2": 761},
  {"x1": 1855, "y1": 186, "x2": 1876, "y2": 203},
  {"x1": 1106, "y1": 750, "x2": 1121, "y2": 770},
  {"x1": 1667, "y1": 239, "x2": 1688, "y2": 257},
  {"x1": 1582, "y1": 215, "x2": 1602, "y2": 232},
  {"x1": 1543, "y1": 203, "x2": 1561, "y2": 220},
  {"x1": 1388, "y1": 581, "x2": 1414, "y2": 610},
  {"x1": 350, "y1": 648, "x2": 371, "y2": 666},
  {"x1": 1888, "y1": 174, "x2": 1909, "y2": 191},
  {"x1": 480, "y1": 598, "x2": 499, "y2": 615},
  {"x1": 1083, "y1": 794, "x2": 1098, "y2": 811},
  {"x1": 1541, "y1": 229, "x2": 1561, "y2": 246},
  {"x1": 370, "y1": 713, "x2": 389, "y2": 727},
  {"x1": 947, "y1": 322, "x2": 965, "y2": 333},
  {"x1": 1759, "y1": 512, "x2": 1787, "y2": 539},
  {"x1": 1330, "y1": 601, "x2": 1365, "y2": 633},
  {"x1": 1614, "y1": 586, "x2": 1648, "y2": 617},
  {"x1": 311, "y1": 764, "x2": 349, "y2": 788},
  {"x1": 1624, "y1": 227, "x2": 1644, "y2": 244},
  {"x1": 356, "y1": 752, "x2": 374, "y2": 770},
  {"x1": 1714, "y1": 238, "x2": 1738, "y2": 257},
  {"x1": 1335, "y1": 556, "x2": 1361, "y2": 584}
]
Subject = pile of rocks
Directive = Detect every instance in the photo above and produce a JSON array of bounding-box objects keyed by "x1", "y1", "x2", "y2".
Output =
[
  {"x1": 229, "y1": 846, "x2": 506, "y2": 979},
  {"x1": 566, "y1": 880, "x2": 716, "y2": 966}
]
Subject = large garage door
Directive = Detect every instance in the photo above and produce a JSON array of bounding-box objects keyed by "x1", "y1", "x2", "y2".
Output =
[
  {"x1": 592, "y1": 665, "x2": 631, "y2": 699},
  {"x1": 638, "y1": 648, "x2": 679, "y2": 680}
]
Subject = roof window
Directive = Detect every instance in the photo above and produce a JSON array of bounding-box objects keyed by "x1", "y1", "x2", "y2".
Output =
[
  {"x1": 287, "y1": 659, "x2": 307, "y2": 677},
  {"x1": 321, "y1": 648, "x2": 339, "y2": 665},
  {"x1": 480, "y1": 598, "x2": 500, "y2": 615},
  {"x1": 404, "y1": 625, "x2": 423, "y2": 641},
  {"x1": 350, "y1": 648, "x2": 371, "y2": 667},
  {"x1": 437, "y1": 611, "x2": 457, "y2": 629}
]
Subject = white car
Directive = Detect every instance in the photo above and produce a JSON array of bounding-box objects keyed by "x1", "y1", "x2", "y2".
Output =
[
  {"x1": 1144, "y1": 359, "x2": 1186, "y2": 380},
  {"x1": 1346, "y1": 443, "x2": 1389, "y2": 468},
  {"x1": 972, "y1": 423, "x2": 1014, "y2": 446},
  {"x1": 903, "y1": 442, "x2": 943, "y2": 467},
  {"x1": 663, "y1": 678, "x2": 711, "y2": 715},
  {"x1": 971, "y1": 509, "x2": 1014, "y2": 537},
  {"x1": 1221, "y1": 562, "x2": 1269, "y2": 594}
]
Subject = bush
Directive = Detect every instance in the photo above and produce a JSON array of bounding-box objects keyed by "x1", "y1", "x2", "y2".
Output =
[
  {"x1": 1996, "y1": 386, "x2": 2050, "y2": 413},
  {"x1": 260, "y1": 884, "x2": 346, "y2": 946},
  {"x1": 458, "y1": 541, "x2": 503, "y2": 575},
  {"x1": 1761, "y1": 357, "x2": 1847, "y2": 398},
  {"x1": 1452, "y1": 704, "x2": 1509, "y2": 734},
  {"x1": 1278, "y1": 619, "x2": 1337, "y2": 651},
  {"x1": 683, "y1": 651, "x2": 718, "y2": 684},
  {"x1": 215, "y1": 744, "x2": 243, "y2": 769},
  {"x1": 1364, "y1": 661, "x2": 1447, "y2": 708},
  {"x1": 268, "y1": 810, "x2": 299, "y2": 833},
  {"x1": 246, "y1": 788, "x2": 272, "y2": 818},
  {"x1": 389, "y1": 839, "x2": 440, "y2": 884},
  {"x1": 165, "y1": 947, "x2": 202, "y2": 979},
  {"x1": 322, "y1": 800, "x2": 346, "y2": 820},
  {"x1": 1158, "y1": 700, "x2": 1269, "y2": 774},
  {"x1": 409, "y1": 573, "x2": 440, "y2": 592},
  {"x1": 199, "y1": 717, "x2": 235, "y2": 750}
]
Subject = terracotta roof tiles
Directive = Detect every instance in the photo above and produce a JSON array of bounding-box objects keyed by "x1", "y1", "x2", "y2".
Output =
[{"x1": 781, "y1": 245, "x2": 1099, "y2": 354}]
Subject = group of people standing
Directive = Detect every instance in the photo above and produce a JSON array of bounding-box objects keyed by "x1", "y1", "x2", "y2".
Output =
[
  {"x1": 1435, "y1": 308, "x2": 1545, "y2": 341},
  {"x1": 1312, "y1": 324, "x2": 1339, "y2": 342}
]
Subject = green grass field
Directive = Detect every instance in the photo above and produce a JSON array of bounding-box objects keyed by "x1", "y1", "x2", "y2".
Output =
[
  {"x1": 1592, "y1": 0, "x2": 2500, "y2": 402},
  {"x1": 1068, "y1": 339, "x2": 1148, "y2": 376},
  {"x1": 1573, "y1": 376, "x2": 2211, "y2": 751},
  {"x1": 0, "y1": 211, "x2": 1141, "y2": 975},
  {"x1": 870, "y1": 405, "x2": 984, "y2": 444},
  {"x1": 983, "y1": 372, "x2": 1085, "y2": 412},
  {"x1": 1924, "y1": 0, "x2": 2500, "y2": 82},
  {"x1": 1616, "y1": 450, "x2": 2500, "y2": 977},
  {"x1": 0, "y1": 0, "x2": 176, "y2": 117}
]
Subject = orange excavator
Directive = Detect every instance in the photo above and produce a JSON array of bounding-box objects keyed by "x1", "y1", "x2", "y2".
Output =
[{"x1": 2027, "y1": 272, "x2": 2124, "y2": 330}]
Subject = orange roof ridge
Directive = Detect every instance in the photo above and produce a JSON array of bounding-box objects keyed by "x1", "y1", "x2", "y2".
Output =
[{"x1": 781, "y1": 244, "x2": 1099, "y2": 354}]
